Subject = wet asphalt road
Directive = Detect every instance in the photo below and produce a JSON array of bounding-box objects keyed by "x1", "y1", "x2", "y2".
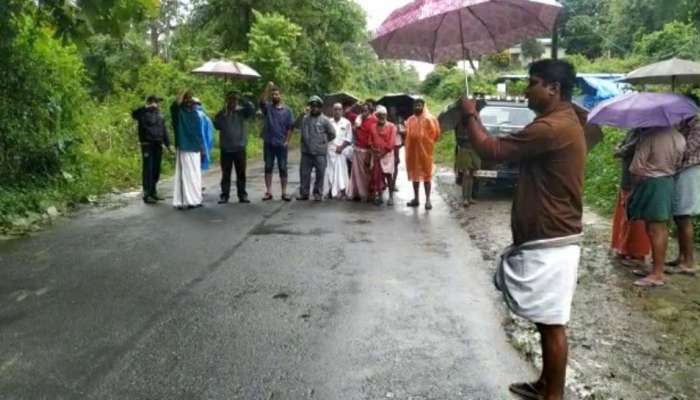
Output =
[{"x1": 0, "y1": 158, "x2": 534, "y2": 400}]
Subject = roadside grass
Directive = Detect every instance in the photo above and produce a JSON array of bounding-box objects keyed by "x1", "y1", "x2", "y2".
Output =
[{"x1": 1, "y1": 118, "x2": 268, "y2": 236}]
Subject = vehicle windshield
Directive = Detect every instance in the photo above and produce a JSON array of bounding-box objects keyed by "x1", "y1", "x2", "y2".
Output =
[{"x1": 480, "y1": 106, "x2": 535, "y2": 127}]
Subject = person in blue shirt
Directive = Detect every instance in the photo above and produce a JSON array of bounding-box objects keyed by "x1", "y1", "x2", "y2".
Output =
[
  {"x1": 259, "y1": 81, "x2": 294, "y2": 202},
  {"x1": 170, "y1": 91, "x2": 204, "y2": 209}
]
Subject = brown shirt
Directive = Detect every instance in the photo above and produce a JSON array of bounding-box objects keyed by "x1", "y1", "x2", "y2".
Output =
[{"x1": 470, "y1": 102, "x2": 586, "y2": 245}]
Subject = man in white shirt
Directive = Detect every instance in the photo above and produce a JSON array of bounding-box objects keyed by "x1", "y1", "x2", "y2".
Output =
[{"x1": 325, "y1": 103, "x2": 353, "y2": 199}]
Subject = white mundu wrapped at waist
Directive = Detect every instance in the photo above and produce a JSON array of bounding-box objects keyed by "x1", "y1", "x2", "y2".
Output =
[{"x1": 494, "y1": 234, "x2": 583, "y2": 325}]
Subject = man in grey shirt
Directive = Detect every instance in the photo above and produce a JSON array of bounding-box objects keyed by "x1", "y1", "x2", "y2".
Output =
[
  {"x1": 298, "y1": 96, "x2": 335, "y2": 201},
  {"x1": 213, "y1": 91, "x2": 256, "y2": 204}
]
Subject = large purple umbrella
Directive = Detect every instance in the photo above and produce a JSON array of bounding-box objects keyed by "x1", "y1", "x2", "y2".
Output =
[
  {"x1": 370, "y1": 0, "x2": 562, "y2": 64},
  {"x1": 587, "y1": 92, "x2": 699, "y2": 129}
]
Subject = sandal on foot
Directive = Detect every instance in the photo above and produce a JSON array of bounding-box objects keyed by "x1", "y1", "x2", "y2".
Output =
[
  {"x1": 281, "y1": 195, "x2": 292, "y2": 202},
  {"x1": 406, "y1": 199, "x2": 420, "y2": 207},
  {"x1": 621, "y1": 259, "x2": 646, "y2": 268},
  {"x1": 665, "y1": 259, "x2": 681, "y2": 267},
  {"x1": 508, "y1": 382, "x2": 543, "y2": 400},
  {"x1": 425, "y1": 202, "x2": 433, "y2": 210},
  {"x1": 633, "y1": 277, "x2": 665, "y2": 287},
  {"x1": 632, "y1": 269, "x2": 651, "y2": 277},
  {"x1": 262, "y1": 193, "x2": 273, "y2": 201},
  {"x1": 677, "y1": 267, "x2": 697, "y2": 276}
]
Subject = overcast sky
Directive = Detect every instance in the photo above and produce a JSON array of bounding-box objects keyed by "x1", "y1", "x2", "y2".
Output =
[{"x1": 353, "y1": 0, "x2": 435, "y2": 79}]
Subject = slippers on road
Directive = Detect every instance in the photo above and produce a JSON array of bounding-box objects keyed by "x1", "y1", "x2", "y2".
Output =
[
  {"x1": 632, "y1": 269, "x2": 650, "y2": 277},
  {"x1": 633, "y1": 277, "x2": 665, "y2": 287},
  {"x1": 509, "y1": 382, "x2": 543, "y2": 400},
  {"x1": 262, "y1": 193, "x2": 273, "y2": 201}
]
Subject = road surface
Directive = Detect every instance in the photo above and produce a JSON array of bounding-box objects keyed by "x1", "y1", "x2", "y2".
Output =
[{"x1": 0, "y1": 158, "x2": 534, "y2": 400}]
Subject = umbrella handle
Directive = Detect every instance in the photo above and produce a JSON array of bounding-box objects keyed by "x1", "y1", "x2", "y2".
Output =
[{"x1": 463, "y1": 49, "x2": 471, "y2": 97}]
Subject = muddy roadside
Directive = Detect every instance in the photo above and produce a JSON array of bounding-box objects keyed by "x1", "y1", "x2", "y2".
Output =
[{"x1": 435, "y1": 168, "x2": 700, "y2": 400}]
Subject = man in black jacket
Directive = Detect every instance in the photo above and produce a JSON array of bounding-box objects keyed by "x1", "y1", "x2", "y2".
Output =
[{"x1": 132, "y1": 95, "x2": 171, "y2": 204}]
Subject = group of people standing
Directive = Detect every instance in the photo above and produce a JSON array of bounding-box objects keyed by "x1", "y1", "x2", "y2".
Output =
[
  {"x1": 131, "y1": 81, "x2": 443, "y2": 211},
  {"x1": 610, "y1": 112, "x2": 700, "y2": 286}
]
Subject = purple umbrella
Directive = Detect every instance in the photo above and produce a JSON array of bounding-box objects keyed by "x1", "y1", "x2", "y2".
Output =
[
  {"x1": 370, "y1": 0, "x2": 562, "y2": 63},
  {"x1": 587, "y1": 92, "x2": 699, "y2": 129}
]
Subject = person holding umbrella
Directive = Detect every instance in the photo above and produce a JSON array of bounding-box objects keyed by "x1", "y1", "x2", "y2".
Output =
[
  {"x1": 461, "y1": 59, "x2": 586, "y2": 400},
  {"x1": 588, "y1": 91, "x2": 699, "y2": 286},
  {"x1": 627, "y1": 125, "x2": 686, "y2": 287},
  {"x1": 214, "y1": 91, "x2": 256, "y2": 204}
]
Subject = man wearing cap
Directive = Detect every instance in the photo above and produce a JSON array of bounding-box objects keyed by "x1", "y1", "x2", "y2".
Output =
[
  {"x1": 298, "y1": 96, "x2": 336, "y2": 201},
  {"x1": 132, "y1": 95, "x2": 171, "y2": 204},
  {"x1": 214, "y1": 92, "x2": 256, "y2": 204}
]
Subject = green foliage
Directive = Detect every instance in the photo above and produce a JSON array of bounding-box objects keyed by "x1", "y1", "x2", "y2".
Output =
[
  {"x1": 564, "y1": 54, "x2": 646, "y2": 73},
  {"x1": 634, "y1": 21, "x2": 700, "y2": 61},
  {"x1": 0, "y1": 15, "x2": 88, "y2": 186},
  {"x1": 481, "y1": 51, "x2": 512, "y2": 71},
  {"x1": 583, "y1": 128, "x2": 625, "y2": 213},
  {"x1": 434, "y1": 130, "x2": 456, "y2": 167},
  {"x1": 521, "y1": 38, "x2": 546, "y2": 61},
  {"x1": 37, "y1": 0, "x2": 159, "y2": 42},
  {"x1": 246, "y1": 10, "x2": 302, "y2": 92},
  {"x1": 562, "y1": 15, "x2": 603, "y2": 58}
]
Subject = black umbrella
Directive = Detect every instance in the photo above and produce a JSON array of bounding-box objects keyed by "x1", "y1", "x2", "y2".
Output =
[
  {"x1": 377, "y1": 93, "x2": 420, "y2": 121},
  {"x1": 323, "y1": 92, "x2": 359, "y2": 116}
]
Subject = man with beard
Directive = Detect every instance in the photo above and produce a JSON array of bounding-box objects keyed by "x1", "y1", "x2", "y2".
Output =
[
  {"x1": 461, "y1": 59, "x2": 586, "y2": 400},
  {"x1": 297, "y1": 96, "x2": 336, "y2": 201},
  {"x1": 260, "y1": 82, "x2": 294, "y2": 202},
  {"x1": 405, "y1": 98, "x2": 440, "y2": 210}
]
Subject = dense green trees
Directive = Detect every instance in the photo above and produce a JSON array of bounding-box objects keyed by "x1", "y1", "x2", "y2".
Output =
[
  {"x1": 0, "y1": 0, "x2": 422, "y2": 230},
  {"x1": 560, "y1": 0, "x2": 700, "y2": 58}
]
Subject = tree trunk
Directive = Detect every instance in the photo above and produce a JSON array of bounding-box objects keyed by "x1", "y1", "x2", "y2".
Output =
[{"x1": 150, "y1": 21, "x2": 160, "y2": 58}]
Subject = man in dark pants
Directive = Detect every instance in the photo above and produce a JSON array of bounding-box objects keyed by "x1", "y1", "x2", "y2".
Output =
[
  {"x1": 298, "y1": 96, "x2": 336, "y2": 201},
  {"x1": 132, "y1": 95, "x2": 171, "y2": 204},
  {"x1": 260, "y1": 82, "x2": 294, "y2": 201},
  {"x1": 214, "y1": 92, "x2": 255, "y2": 204}
]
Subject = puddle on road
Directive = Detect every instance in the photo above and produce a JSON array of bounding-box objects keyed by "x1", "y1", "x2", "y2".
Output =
[
  {"x1": 345, "y1": 218, "x2": 372, "y2": 225},
  {"x1": 250, "y1": 224, "x2": 330, "y2": 237}
]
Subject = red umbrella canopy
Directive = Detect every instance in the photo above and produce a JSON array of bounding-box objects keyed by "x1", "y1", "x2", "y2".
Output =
[{"x1": 370, "y1": 0, "x2": 563, "y2": 63}]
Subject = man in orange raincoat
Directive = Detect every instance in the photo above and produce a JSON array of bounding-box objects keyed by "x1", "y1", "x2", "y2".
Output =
[{"x1": 405, "y1": 98, "x2": 440, "y2": 210}]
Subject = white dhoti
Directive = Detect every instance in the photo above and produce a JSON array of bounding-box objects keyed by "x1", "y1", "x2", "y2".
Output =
[
  {"x1": 324, "y1": 144, "x2": 350, "y2": 197},
  {"x1": 494, "y1": 234, "x2": 582, "y2": 325},
  {"x1": 173, "y1": 151, "x2": 203, "y2": 207}
]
